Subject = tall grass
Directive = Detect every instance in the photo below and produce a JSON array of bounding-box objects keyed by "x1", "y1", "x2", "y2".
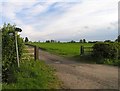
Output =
[
  {"x1": 2, "y1": 45, "x2": 61, "y2": 90},
  {"x1": 2, "y1": 59, "x2": 61, "y2": 90}
]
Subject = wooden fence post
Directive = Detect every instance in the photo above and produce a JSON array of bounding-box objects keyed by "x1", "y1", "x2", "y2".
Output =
[
  {"x1": 34, "y1": 46, "x2": 39, "y2": 60},
  {"x1": 80, "y1": 46, "x2": 84, "y2": 55}
]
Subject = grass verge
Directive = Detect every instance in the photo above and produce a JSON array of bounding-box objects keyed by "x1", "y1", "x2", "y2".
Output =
[{"x1": 2, "y1": 46, "x2": 61, "y2": 90}]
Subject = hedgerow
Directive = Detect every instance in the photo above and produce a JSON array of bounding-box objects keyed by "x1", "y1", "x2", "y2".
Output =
[
  {"x1": 92, "y1": 42, "x2": 120, "y2": 66},
  {"x1": 2, "y1": 23, "x2": 24, "y2": 82}
]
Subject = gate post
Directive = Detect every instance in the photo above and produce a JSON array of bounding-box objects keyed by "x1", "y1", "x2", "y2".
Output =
[
  {"x1": 34, "y1": 46, "x2": 39, "y2": 60},
  {"x1": 80, "y1": 46, "x2": 84, "y2": 55}
]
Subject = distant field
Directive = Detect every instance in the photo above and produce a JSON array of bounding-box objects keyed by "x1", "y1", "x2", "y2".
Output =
[
  {"x1": 29, "y1": 42, "x2": 120, "y2": 65},
  {"x1": 30, "y1": 42, "x2": 94, "y2": 57}
]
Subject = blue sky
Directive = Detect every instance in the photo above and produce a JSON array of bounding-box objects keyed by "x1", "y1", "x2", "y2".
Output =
[{"x1": 0, "y1": 0, "x2": 119, "y2": 42}]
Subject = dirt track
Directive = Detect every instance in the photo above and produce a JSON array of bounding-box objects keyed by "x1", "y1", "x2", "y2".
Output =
[
  {"x1": 26, "y1": 46, "x2": 119, "y2": 89},
  {"x1": 38, "y1": 49, "x2": 118, "y2": 89}
]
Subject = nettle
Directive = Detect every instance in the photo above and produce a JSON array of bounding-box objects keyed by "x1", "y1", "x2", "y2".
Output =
[{"x1": 2, "y1": 23, "x2": 24, "y2": 82}]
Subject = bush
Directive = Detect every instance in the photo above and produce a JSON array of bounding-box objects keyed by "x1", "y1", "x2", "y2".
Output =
[
  {"x1": 2, "y1": 23, "x2": 24, "y2": 82},
  {"x1": 93, "y1": 42, "x2": 118, "y2": 59},
  {"x1": 92, "y1": 42, "x2": 119, "y2": 64}
]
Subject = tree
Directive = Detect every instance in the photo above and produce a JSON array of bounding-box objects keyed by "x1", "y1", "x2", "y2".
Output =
[
  {"x1": 46, "y1": 40, "x2": 50, "y2": 43},
  {"x1": 25, "y1": 37, "x2": 29, "y2": 42},
  {"x1": 80, "y1": 39, "x2": 82, "y2": 43},
  {"x1": 115, "y1": 35, "x2": 120, "y2": 42},
  {"x1": 51, "y1": 40, "x2": 54, "y2": 43},
  {"x1": 118, "y1": 35, "x2": 120, "y2": 42},
  {"x1": 104, "y1": 40, "x2": 111, "y2": 42},
  {"x1": 51, "y1": 40, "x2": 57, "y2": 43},
  {"x1": 70, "y1": 40, "x2": 76, "y2": 43},
  {"x1": 83, "y1": 39, "x2": 86, "y2": 43}
]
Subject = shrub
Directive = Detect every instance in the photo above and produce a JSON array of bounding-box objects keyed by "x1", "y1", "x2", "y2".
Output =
[
  {"x1": 2, "y1": 23, "x2": 24, "y2": 82},
  {"x1": 92, "y1": 42, "x2": 119, "y2": 64},
  {"x1": 93, "y1": 42, "x2": 118, "y2": 59}
]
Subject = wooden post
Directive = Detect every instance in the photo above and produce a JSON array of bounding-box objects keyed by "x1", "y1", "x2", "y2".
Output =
[
  {"x1": 80, "y1": 46, "x2": 84, "y2": 55},
  {"x1": 34, "y1": 46, "x2": 39, "y2": 60},
  {"x1": 83, "y1": 46, "x2": 84, "y2": 54}
]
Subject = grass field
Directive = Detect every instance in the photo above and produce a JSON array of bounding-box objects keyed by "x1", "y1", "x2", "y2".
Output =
[
  {"x1": 29, "y1": 42, "x2": 95, "y2": 63},
  {"x1": 29, "y1": 42, "x2": 120, "y2": 65},
  {"x1": 30, "y1": 42, "x2": 94, "y2": 57}
]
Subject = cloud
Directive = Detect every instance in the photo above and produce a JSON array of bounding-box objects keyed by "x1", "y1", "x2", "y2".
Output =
[
  {"x1": 1, "y1": 0, "x2": 119, "y2": 41},
  {"x1": 32, "y1": 0, "x2": 118, "y2": 41}
]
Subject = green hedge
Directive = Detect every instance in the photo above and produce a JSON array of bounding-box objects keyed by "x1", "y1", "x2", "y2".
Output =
[
  {"x1": 2, "y1": 23, "x2": 24, "y2": 82},
  {"x1": 92, "y1": 42, "x2": 120, "y2": 65}
]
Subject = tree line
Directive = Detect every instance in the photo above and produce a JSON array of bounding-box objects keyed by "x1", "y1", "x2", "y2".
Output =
[{"x1": 25, "y1": 37, "x2": 120, "y2": 43}]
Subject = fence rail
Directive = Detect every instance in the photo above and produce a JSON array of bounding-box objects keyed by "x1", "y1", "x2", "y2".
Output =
[
  {"x1": 80, "y1": 46, "x2": 93, "y2": 55},
  {"x1": 25, "y1": 44, "x2": 93, "y2": 59},
  {"x1": 25, "y1": 44, "x2": 39, "y2": 60}
]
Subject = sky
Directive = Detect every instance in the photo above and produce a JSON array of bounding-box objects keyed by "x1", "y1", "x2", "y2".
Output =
[{"x1": 0, "y1": 0, "x2": 119, "y2": 42}]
